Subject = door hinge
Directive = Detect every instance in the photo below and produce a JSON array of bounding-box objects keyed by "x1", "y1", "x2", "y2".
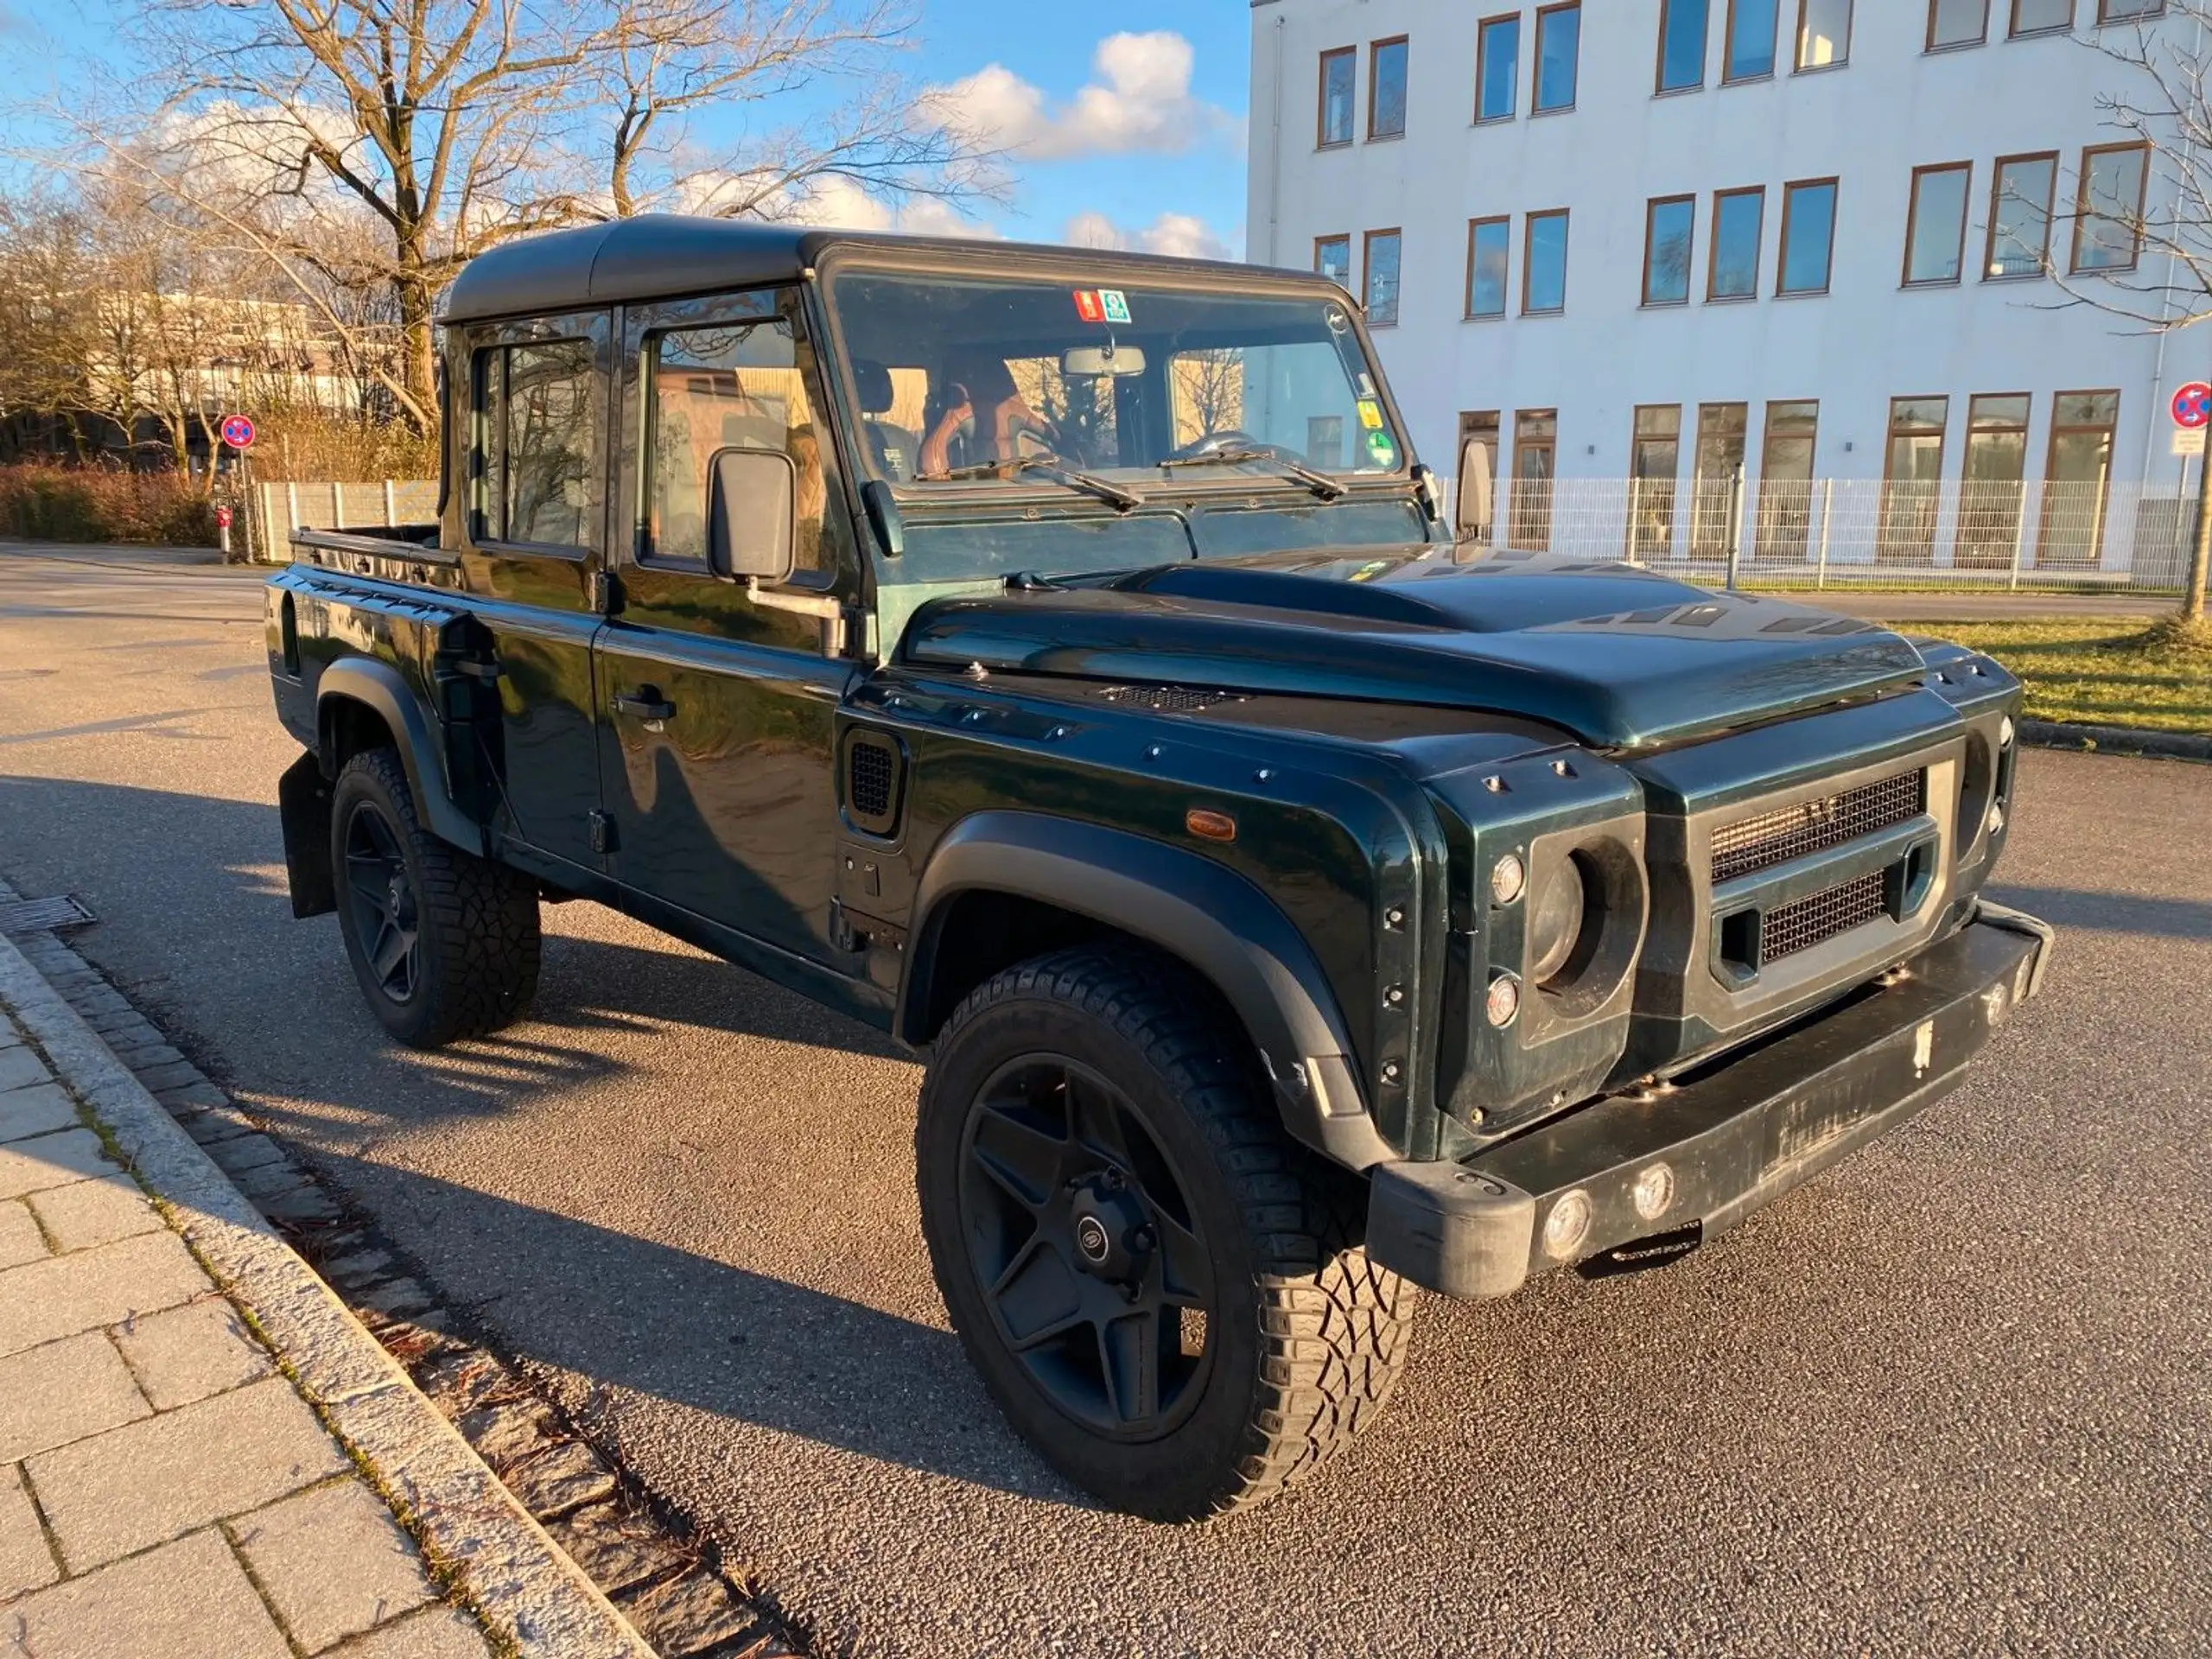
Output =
[
  {"x1": 588, "y1": 810, "x2": 618, "y2": 855},
  {"x1": 588, "y1": 569, "x2": 621, "y2": 616}
]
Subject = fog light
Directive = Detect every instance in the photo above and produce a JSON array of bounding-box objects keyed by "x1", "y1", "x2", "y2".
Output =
[
  {"x1": 1632, "y1": 1163, "x2": 1675, "y2": 1221},
  {"x1": 1490, "y1": 852, "x2": 1527, "y2": 906},
  {"x1": 1485, "y1": 972, "x2": 1522, "y2": 1027},
  {"x1": 1999, "y1": 715, "x2": 2015, "y2": 749},
  {"x1": 1542, "y1": 1190, "x2": 1592, "y2": 1259}
]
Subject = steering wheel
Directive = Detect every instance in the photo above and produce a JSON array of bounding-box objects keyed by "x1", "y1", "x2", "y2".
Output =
[{"x1": 1167, "y1": 429, "x2": 1290, "y2": 463}]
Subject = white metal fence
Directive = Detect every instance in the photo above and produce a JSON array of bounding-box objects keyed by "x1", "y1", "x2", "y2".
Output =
[
  {"x1": 1476, "y1": 475, "x2": 2201, "y2": 593},
  {"x1": 247, "y1": 479, "x2": 438, "y2": 562}
]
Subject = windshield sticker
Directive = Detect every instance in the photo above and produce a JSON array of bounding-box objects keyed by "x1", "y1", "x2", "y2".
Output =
[
  {"x1": 1099, "y1": 289, "x2": 1132, "y2": 324},
  {"x1": 1356, "y1": 399, "x2": 1384, "y2": 430},
  {"x1": 1073, "y1": 290, "x2": 1105, "y2": 322},
  {"x1": 1355, "y1": 372, "x2": 1376, "y2": 397},
  {"x1": 1325, "y1": 305, "x2": 1351, "y2": 334},
  {"x1": 1364, "y1": 429, "x2": 1399, "y2": 467},
  {"x1": 1349, "y1": 560, "x2": 1392, "y2": 582}
]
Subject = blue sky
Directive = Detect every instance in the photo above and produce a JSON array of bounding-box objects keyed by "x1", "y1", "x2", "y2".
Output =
[{"x1": 2, "y1": 0, "x2": 1254, "y2": 257}]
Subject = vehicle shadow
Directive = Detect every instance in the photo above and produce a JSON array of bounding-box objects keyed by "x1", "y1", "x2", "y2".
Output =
[{"x1": 1988, "y1": 883, "x2": 2212, "y2": 943}]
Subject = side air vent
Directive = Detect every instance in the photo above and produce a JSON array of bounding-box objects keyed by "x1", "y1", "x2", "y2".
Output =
[
  {"x1": 1097, "y1": 684, "x2": 1249, "y2": 714},
  {"x1": 844, "y1": 730, "x2": 905, "y2": 837}
]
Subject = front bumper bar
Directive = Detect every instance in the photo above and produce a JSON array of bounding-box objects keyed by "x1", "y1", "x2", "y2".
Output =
[{"x1": 1367, "y1": 906, "x2": 2051, "y2": 1300}]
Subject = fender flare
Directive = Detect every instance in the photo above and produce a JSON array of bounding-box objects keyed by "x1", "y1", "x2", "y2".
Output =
[
  {"x1": 901, "y1": 811, "x2": 1396, "y2": 1170},
  {"x1": 315, "y1": 657, "x2": 486, "y2": 854}
]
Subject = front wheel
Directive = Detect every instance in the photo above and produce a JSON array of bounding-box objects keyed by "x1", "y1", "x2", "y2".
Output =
[{"x1": 916, "y1": 945, "x2": 1414, "y2": 1521}]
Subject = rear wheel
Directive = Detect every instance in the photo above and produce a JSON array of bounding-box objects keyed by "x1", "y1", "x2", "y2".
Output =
[
  {"x1": 916, "y1": 944, "x2": 1414, "y2": 1521},
  {"x1": 330, "y1": 748, "x2": 540, "y2": 1048}
]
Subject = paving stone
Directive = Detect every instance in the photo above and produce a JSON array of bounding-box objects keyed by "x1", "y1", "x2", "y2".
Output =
[
  {"x1": 454, "y1": 1400, "x2": 560, "y2": 1468},
  {"x1": 319, "y1": 1246, "x2": 397, "y2": 1289},
  {"x1": 543, "y1": 1500, "x2": 694, "y2": 1596},
  {"x1": 27, "y1": 1373, "x2": 348, "y2": 1568},
  {"x1": 0, "y1": 1127, "x2": 114, "y2": 1201},
  {"x1": 0, "y1": 1331, "x2": 151, "y2": 1462},
  {"x1": 0, "y1": 1197, "x2": 44, "y2": 1270},
  {"x1": 130, "y1": 1059, "x2": 205, "y2": 1094},
  {"x1": 207, "y1": 1131, "x2": 291, "y2": 1176},
  {"x1": 112, "y1": 1041, "x2": 186, "y2": 1070},
  {"x1": 0, "y1": 1461, "x2": 60, "y2": 1599},
  {"x1": 3, "y1": 1527, "x2": 293, "y2": 1659},
  {"x1": 92, "y1": 1015, "x2": 162, "y2": 1050},
  {"x1": 232, "y1": 1477, "x2": 439, "y2": 1652},
  {"x1": 0, "y1": 1082, "x2": 79, "y2": 1147},
  {"x1": 176, "y1": 1098, "x2": 253, "y2": 1138},
  {"x1": 0, "y1": 1045, "x2": 52, "y2": 1092},
  {"x1": 29, "y1": 1173, "x2": 162, "y2": 1252},
  {"x1": 501, "y1": 1439, "x2": 618, "y2": 1518},
  {"x1": 318, "y1": 1603, "x2": 495, "y2": 1658},
  {"x1": 233, "y1": 1157, "x2": 312, "y2": 1202},
  {"x1": 114, "y1": 1297, "x2": 270, "y2": 1409},
  {"x1": 353, "y1": 1275, "x2": 435, "y2": 1319},
  {"x1": 259, "y1": 1183, "x2": 343, "y2": 1224},
  {"x1": 614, "y1": 1566, "x2": 766, "y2": 1656},
  {"x1": 0, "y1": 1229, "x2": 206, "y2": 1357}
]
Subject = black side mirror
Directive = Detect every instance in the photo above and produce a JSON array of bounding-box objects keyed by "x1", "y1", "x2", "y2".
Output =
[{"x1": 707, "y1": 447, "x2": 798, "y2": 582}]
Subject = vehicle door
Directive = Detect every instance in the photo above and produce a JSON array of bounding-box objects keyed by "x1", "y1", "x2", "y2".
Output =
[
  {"x1": 595, "y1": 285, "x2": 861, "y2": 970},
  {"x1": 453, "y1": 309, "x2": 613, "y2": 880}
]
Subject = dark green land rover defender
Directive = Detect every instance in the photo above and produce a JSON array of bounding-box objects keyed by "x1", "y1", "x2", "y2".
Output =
[{"x1": 265, "y1": 216, "x2": 2052, "y2": 1522}]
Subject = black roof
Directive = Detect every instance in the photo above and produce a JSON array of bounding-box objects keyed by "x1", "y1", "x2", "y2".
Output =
[{"x1": 441, "y1": 213, "x2": 1297, "y2": 323}]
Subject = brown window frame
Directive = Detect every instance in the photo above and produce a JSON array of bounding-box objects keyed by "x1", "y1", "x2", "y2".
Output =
[
  {"x1": 1476, "y1": 12, "x2": 1522, "y2": 124},
  {"x1": 1707, "y1": 185, "x2": 1766, "y2": 300},
  {"x1": 1722, "y1": 0, "x2": 1781, "y2": 83},
  {"x1": 2070, "y1": 141, "x2": 2151, "y2": 273},
  {"x1": 2038, "y1": 388, "x2": 2120, "y2": 563},
  {"x1": 1656, "y1": 0, "x2": 1712, "y2": 93},
  {"x1": 1363, "y1": 227, "x2": 1404, "y2": 326},
  {"x1": 1925, "y1": 0, "x2": 1991, "y2": 47},
  {"x1": 1317, "y1": 48, "x2": 1357, "y2": 149},
  {"x1": 1533, "y1": 2, "x2": 1583, "y2": 113},
  {"x1": 1902, "y1": 161, "x2": 1974, "y2": 287},
  {"x1": 1982, "y1": 150, "x2": 2058, "y2": 281},
  {"x1": 1794, "y1": 0, "x2": 1852, "y2": 71},
  {"x1": 1777, "y1": 176, "x2": 1840, "y2": 296},
  {"x1": 1643, "y1": 194, "x2": 1698, "y2": 307},
  {"x1": 1313, "y1": 233, "x2": 1352, "y2": 288},
  {"x1": 1368, "y1": 35, "x2": 1410, "y2": 141},
  {"x1": 2008, "y1": 0, "x2": 2074, "y2": 36},
  {"x1": 1522, "y1": 208, "x2": 1572, "y2": 315},
  {"x1": 1465, "y1": 215, "x2": 1512, "y2": 318},
  {"x1": 2097, "y1": 0, "x2": 2164, "y2": 21}
]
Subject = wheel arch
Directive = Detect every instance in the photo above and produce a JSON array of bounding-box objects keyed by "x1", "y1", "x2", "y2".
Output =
[
  {"x1": 315, "y1": 658, "x2": 485, "y2": 854},
  {"x1": 900, "y1": 811, "x2": 1396, "y2": 1170}
]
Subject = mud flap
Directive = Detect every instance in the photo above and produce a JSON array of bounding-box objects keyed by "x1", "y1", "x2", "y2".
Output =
[{"x1": 278, "y1": 749, "x2": 336, "y2": 918}]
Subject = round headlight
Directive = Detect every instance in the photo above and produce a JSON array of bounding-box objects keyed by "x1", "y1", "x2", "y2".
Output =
[
  {"x1": 1484, "y1": 972, "x2": 1522, "y2": 1027},
  {"x1": 1490, "y1": 852, "x2": 1527, "y2": 906},
  {"x1": 1542, "y1": 1190, "x2": 1592, "y2": 1259},
  {"x1": 1527, "y1": 857, "x2": 1588, "y2": 984}
]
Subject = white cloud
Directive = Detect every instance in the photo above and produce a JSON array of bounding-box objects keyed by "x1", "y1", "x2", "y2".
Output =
[
  {"x1": 925, "y1": 33, "x2": 1233, "y2": 162},
  {"x1": 1058, "y1": 210, "x2": 1236, "y2": 263},
  {"x1": 672, "y1": 170, "x2": 1000, "y2": 238}
]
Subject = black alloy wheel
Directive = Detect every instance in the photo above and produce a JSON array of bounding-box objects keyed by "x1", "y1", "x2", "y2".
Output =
[
  {"x1": 959, "y1": 1056, "x2": 1214, "y2": 1439},
  {"x1": 341, "y1": 798, "x2": 423, "y2": 1005}
]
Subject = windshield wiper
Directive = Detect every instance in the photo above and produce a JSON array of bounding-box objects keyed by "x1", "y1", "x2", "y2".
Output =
[
  {"x1": 1156, "y1": 448, "x2": 1346, "y2": 501},
  {"x1": 920, "y1": 454, "x2": 1143, "y2": 512}
]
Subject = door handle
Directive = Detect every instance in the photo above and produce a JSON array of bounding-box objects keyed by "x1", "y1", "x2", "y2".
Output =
[{"x1": 612, "y1": 689, "x2": 677, "y2": 721}]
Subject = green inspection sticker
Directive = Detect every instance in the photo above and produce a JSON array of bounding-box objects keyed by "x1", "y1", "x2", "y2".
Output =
[{"x1": 1364, "y1": 429, "x2": 1398, "y2": 467}]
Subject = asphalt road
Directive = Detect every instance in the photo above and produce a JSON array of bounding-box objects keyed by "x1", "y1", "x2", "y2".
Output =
[{"x1": 0, "y1": 545, "x2": 2205, "y2": 1656}]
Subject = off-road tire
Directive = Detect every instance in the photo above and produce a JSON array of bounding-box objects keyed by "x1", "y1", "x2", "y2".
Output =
[
  {"x1": 916, "y1": 944, "x2": 1415, "y2": 1522},
  {"x1": 330, "y1": 747, "x2": 540, "y2": 1049}
]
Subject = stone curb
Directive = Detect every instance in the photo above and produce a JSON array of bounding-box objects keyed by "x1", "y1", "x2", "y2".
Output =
[
  {"x1": 2020, "y1": 719, "x2": 2212, "y2": 761},
  {"x1": 0, "y1": 929, "x2": 658, "y2": 1659}
]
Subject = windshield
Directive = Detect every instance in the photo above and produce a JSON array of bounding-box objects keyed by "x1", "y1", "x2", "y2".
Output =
[{"x1": 825, "y1": 268, "x2": 1407, "y2": 491}]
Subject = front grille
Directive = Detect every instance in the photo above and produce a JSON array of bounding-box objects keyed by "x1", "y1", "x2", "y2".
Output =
[
  {"x1": 1763, "y1": 870, "x2": 1889, "y2": 962},
  {"x1": 1711, "y1": 770, "x2": 1925, "y2": 885},
  {"x1": 1097, "y1": 685, "x2": 1247, "y2": 714}
]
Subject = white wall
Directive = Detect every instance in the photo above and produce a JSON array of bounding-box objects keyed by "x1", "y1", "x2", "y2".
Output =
[{"x1": 1247, "y1": 0, "x2": 2195, "y2": 497}]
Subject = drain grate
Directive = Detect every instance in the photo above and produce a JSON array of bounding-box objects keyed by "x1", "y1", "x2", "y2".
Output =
[{"x1": 0, "y1": 894, "x2": 97, "y2": 936}]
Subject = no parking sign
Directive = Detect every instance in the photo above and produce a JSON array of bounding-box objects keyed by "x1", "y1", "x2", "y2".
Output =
[
  {"x1": 2171, "y1": 384, "x2": 2211, "y2": 429},
  {"x1": 219, "y1": 413, "x2": 257, "y2": 450}
]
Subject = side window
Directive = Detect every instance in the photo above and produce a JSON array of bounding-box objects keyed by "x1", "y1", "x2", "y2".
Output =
[
  {"x1": 646, "y1": 293, "x2": 838, "y2": 579},
  {"x1": 477, "y1": 340, "x2": 597, "y2": 548}
]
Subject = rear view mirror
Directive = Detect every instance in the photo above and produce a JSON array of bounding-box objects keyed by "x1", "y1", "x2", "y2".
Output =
[
  {"x1": 708, "y1": 447, "x2": 797, "y2": 582},
  {"x1": 1454, "y1": 438, "x2": 1493, "y2": 544},
  {"x1": 1062, "y1": 344, "x2": 1147, "y2": 378}
]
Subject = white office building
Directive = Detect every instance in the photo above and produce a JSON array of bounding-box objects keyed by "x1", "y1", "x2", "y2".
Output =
[{"x1": 1245, "y1": 0, "x2": 2196, "y2": 578}]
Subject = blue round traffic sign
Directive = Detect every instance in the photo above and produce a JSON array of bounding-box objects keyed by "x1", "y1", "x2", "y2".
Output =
[
  {"x1": 2172, "y1": 384, "x2": 2211, "y2": 429},
  {"x1": 219, "y1": 414, "x2": 256, "y2": 449}
]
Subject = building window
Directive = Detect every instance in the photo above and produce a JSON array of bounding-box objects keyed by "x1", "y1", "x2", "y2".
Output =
[
  {"x1": 1466, "y1": 217, "x2": 1511, "y2": 316},
  {"x1": 1777, "y1": 179, "x2": 1838, "y2": 294},
  {"x1": 1629, "y1": 404, "x2": 1681, "y2": 559},
  {"x1": 1796, "y1": 0, "x2": 1851, "y2": 67},
  {"x1": 2099, "y1": 0, "x2": 2164, "y2": 19},
  {"x1": 1928, "y1": 0, "x2": 1990, "y2": 46},
  {"x1": 1477, "y1": 14, "x2": 1522, "y2": 123},
  {"x1": 1904, "y1": 162, "x2": 1973, "y2": 285},
  {"x1": 1690, "y1": 402, "x2": 1749, "y2": 557},
  {"x1": 1984, "y1": 153, "x2": 2057, "y2": 278},
  {"x1": 1957, "y1": 392, "x2": 2031, "y2": 567},
  {"x1": 1370, "y1": 38, "x2": 1409, "y2": 139},
  {"x1": 2010, "y1": 0, "x2": 2073, "y2": 35},
  {"x1": 1535, "y1": 3, "x2": 1582, "y2": 111},
  {"x1": 1643, "y1": 197, "x2": 1696, "y2": 306},
  {"x1": 1757, "y1": 400, "x2": 1819, "y2": 557},
  {"x1": 1364, "y1": 229, "x2": 1403, "y2": 325},
  {"x1": 2072, "y1": 142, "x2": 2149, "y2": 271},
  {"x1": 1319, "y1": 48, "x2": 1357, "y2": 147},
  {"x1": 1657, "y1": 0, "x2": 1711, "y2": 91},
  {"x1": 1315, "y1": 234, "x2": 1351, "y2": 290},
  {"x1": 1522, "y1": 210, "x2": 1570, "y2": 313},
  {"x1": 1510, "y1": 409, "x2": 1557, "y2": 549},
  {"x1": 478, "y1": 340, "x2": 597, "y2": 548},
  {"x1": 2041, "y1": 390, "x2": 2119, "y2": 564},
  {"x1": 1709, "y1": 187, "x2": 1765, "y2": 299},
  {"x1": 1880, "y1": 396, "x2": 1948, "y2": 562},
  {"x1": 1459, "y1": 410, "x2": 1502, "y2": 538},
  {"x1": 1724, "y1": 0, "x2": 1780, "y2": 80}
]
